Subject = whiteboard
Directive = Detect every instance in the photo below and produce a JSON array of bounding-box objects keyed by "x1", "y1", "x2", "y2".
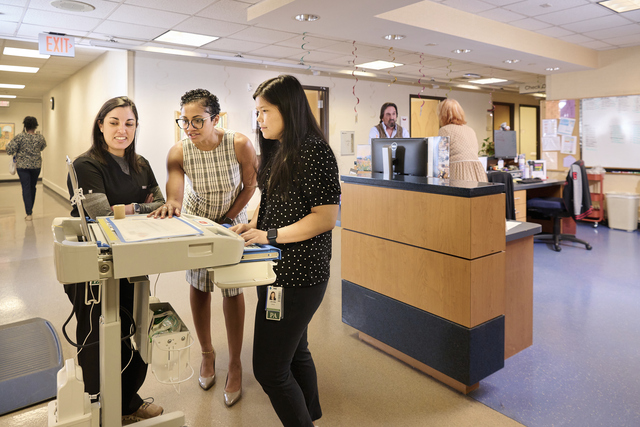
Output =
[{"x1": 580, "y1": 95, "x2": 640, "y2": 169}]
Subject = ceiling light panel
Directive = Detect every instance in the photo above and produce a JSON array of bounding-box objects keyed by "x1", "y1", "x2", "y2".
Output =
[
  {"x1": 598, "y1": 0, "x2": 640, "y2": 13},
  {"x1": 468, "y1": 78, "x2": 508, "y2": 84},
  {"x1": 3, "y1": 47, "x2": 50, "y2": 59},
  {"x1": 457, "y1": 84, "x2": 480, "y2": 90},
  {"x1": 0, "y1": 84, "x2": 26, "y2": 89},
  {"x1": 154, "y1": 30, "x2": 219, "y2": 47},
  {"x1": 0, "y1": 65, "x2": 39, "y2": 73},
  {"x1": 294, "y1": 14, "x2": 319, "y2": 21},
  {"x1": 355, "y1": 60, "x2": 404, "y2": 70},
  {"x1": 0, "y1": 95, "x2": 18, "y2": 98}
]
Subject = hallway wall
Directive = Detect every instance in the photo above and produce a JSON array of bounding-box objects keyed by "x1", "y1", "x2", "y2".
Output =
[{"x1": 0, "y1": 99, "x2": 43, "y2": 182}]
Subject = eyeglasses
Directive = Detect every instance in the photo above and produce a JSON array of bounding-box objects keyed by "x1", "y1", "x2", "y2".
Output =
[{"x1": 175, "y1": 114, "x2": 216, "y2": 130}]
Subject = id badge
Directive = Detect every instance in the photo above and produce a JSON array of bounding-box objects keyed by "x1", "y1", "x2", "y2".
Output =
[{"x1": 266, "y1": 285, "x2": 283, "y2": 321}]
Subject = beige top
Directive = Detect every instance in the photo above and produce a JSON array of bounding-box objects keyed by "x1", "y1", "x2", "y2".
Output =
[{"x1": 438, "y1": 124, "x2": 488, "y2": 182}]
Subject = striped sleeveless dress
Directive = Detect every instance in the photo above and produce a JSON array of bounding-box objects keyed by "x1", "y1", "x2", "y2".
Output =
[{"x1": 182, "y1": 130, "x2": 248, "y2": 295}]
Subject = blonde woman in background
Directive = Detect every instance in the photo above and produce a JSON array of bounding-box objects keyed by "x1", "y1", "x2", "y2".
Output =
[{"x1": 437, "y1": 99, "x2": 488, "y2": 182}]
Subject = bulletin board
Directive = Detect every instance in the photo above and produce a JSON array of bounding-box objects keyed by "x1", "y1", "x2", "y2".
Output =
[
  {"x1": 541, "y1": 100, "x2": 580, "y2": 171},
  {"x1": 580, "y1": 95, "x2": 640, "y2": 170}
]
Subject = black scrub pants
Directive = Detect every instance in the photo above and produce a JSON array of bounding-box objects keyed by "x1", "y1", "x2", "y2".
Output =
[
  {"x1": 64, "y1": 279, "x2": 147, "y2": 415},
  {"x1": 253, "y1": 281, "x2": 328, "y2": 427}
]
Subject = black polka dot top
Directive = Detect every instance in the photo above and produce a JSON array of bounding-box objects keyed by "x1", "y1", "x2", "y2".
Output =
[{"x1": 257, "y1": 133, "x2": 341, "y2": 287}]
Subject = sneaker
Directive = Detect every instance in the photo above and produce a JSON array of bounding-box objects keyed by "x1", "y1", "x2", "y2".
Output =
[
  {"x1": 25, "y1": 215, "x2": 32, "y2": 221},
  {"x1": 122, "y1": 400, "x2": 163, "y2": 424}
]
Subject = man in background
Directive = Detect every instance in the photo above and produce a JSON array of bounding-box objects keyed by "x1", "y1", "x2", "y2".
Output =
[{"x1": 369, "y1": 102, "x2": 409, "y2": 143}]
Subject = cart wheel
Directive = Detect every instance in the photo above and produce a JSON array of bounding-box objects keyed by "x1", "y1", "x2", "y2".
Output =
[
  {"x1": 593, "y1": 223, "x2": 598, "y2": 228},
  {"x1": 586, "y1": 244, "x2": 593, "y2": 250},
  {"x1": 553, "y1": 244, "x2": 561, "y2": 252}
]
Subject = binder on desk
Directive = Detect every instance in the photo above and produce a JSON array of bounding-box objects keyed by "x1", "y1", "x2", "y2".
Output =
[{"x1": 241, "y1": 244, "x2": 281, "y2": 263}]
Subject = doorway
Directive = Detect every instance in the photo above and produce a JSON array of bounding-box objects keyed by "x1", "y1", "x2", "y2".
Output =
[
  {"x1": 303, "y1": 86, "x2": 329, "y2": 137},
  {"x1": 519, "y1": 105, "x2": 539, "y2": 160}
]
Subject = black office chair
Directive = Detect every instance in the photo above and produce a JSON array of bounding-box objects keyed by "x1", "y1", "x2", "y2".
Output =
[
  {"x1": 488, "y1": 171, "x2": 516, "y2": 220},
  {"x1": 527, "y1": 160, "x2": 593, "y2": 252}
]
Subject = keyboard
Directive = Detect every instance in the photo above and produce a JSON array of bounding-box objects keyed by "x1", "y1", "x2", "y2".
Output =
[{"x1": 518, "y1": 178, "x2": 543, "y2": 184}]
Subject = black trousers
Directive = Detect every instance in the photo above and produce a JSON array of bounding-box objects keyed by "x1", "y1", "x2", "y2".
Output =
[
  {"x1": 253, "y1": 281, "x2": 328, "y2": 427},
  {"x1": 16, "y1": 167, "x2": 40, "y2": 215},
  {"x1": 64, "y1": 279, "x2": 147, "y2": 415}
]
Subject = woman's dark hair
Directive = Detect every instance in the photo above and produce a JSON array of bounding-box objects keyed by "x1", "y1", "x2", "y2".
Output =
[
  {"x1": 379, "y1": 102, "x2": 398, "y2": 121},
  {"x1": 253, "y1": 75, "x2": 325, "y2": 197},
  {"x1": 85, "y1": 96, "x2": 141, "y2": 173},
  {"x1": 23, "y1": 116, "x2": 38, "y2": 131},
  {"x1": 180, "y1": 88, "x2": 220, "y2": 121}
]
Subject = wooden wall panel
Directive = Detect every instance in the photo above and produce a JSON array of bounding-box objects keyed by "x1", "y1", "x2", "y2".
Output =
[{"x1": 504, "y1": 236, "x2": 534, "y2": 359}]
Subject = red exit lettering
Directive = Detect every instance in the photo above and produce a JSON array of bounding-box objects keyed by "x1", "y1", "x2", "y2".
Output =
[{"x1": 45, "y1": 36, "x2": 73, "y2": 53}]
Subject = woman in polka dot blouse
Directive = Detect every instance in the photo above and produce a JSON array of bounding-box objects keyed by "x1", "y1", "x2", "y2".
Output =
[{"x1": 232, "y1": 75, "x2": 341, "y2": 427}]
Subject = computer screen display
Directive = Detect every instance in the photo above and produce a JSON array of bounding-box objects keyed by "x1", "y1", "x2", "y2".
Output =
[
  {"x1": 494, "y1": 130, "x2": 517, "y2": 159},
  {"x1": 371, "y1": 138, "x2": 428, "y2": 176}
]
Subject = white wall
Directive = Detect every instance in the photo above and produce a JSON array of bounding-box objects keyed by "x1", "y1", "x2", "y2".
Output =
[
  {"x1": 131, "y1": 51, "x2": 514, "y2": 211},
  {"x1": 42, "y1": 50, "x2": 129, "y2": 197},
  {"x1": 0, "y1": 99, "x2": 43, "y2": 181}
]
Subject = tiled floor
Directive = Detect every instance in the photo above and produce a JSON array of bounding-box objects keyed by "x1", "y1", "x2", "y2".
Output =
[{"x1": 0, "y1": 181, "x2": 521, "y2": 427}]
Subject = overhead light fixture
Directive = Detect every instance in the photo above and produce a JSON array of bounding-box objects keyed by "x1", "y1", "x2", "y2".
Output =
[
  {"x1": 383, "y1": 34, "x2": 405, "y2": 40},
  {"x1": 532, "y1": 93, "x2": 547, "y2": 98},
  {"x1": 545, "y1": 67, "x2": 560, "y2": 71},
  {"x1": 0, "y1": 95, "x2": 17, "y2": 98},
  {"x1": 153, "y1": 30, "x2": 219, "y2": 47},
  {"x1": 469, "y1": 78, "x2": 508, "y2": 84},
  {"x1": 0, "y1": 83, "x2": 25, "y2": 89},
  {"x1": 452, "y1": 49, "x2": 471, "y2": 54},
  {"x1": 425, "y1": 43, "x2": 438, "y2": 47},
  {"x1": 457, "y1": 84, "x2": 480, "y2": 90},
  {"x1": 0, "y1": 65, "x2": 39, "y2": 73},
  {"x1": 51, "y1": 0, "x2": 95, "y2": 12},
  {"x1": 504, "y1": 59, "x2": 520, "y2": 64},
  {"x1": 294, "y1": 14, "x2": 320, "y2": 21},
  {"x1": 464, "y1": 73, "x2": 481, "y2": 79},
  {"x1": 355, "y1": 60, "x2": 403, "y2": 70},
  {"x1": 3, "y1": 47, "x2": 50, "y2": 59},
  {"x1": 598, "y1": 0, "x2": 640, "y2": 13}
]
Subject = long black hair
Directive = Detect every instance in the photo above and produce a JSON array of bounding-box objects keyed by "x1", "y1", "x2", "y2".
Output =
[
  {"x1": 84, "y1": 96, "x2": 141, "y2": 173},
  {"x1": 253, "y1": 75, "x2": 325, "y2": 197}
]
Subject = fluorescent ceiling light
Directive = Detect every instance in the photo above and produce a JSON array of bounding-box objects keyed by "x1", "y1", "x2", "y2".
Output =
[
  {"x1": 452, "y1": 49, "x2": 471, "y2": 54},
  {"x1": 545, "y1": 67, "x2": 560, "y2": 71},
  {"x1": 468, "y1": 78, "x2": 508, "y2": 84},
  {"x1": 457, "y1": 84, "x2": 480, "y2": 90},
  {"x1": 0, "y1": 84, "x2": 26, "y2": 89},
  {"x1": 532, "y1": 93, "x2": 547, "y2": 98},
  {"x1": 504, "y1": 59, "x2": 520, "y2": 64},
  {"x1": 598, "y1": 0, "x2": 640, "y2": 13},
  {"x1": 0, "y1": 65, "x2": 39, "y2": 73},
  {"x1": 383, "y1": 34, "x2": 405, "y2": 40},
  {"x1": 355, "y1": 60, "x2": 403, "y2": 70},
  {"x1": 294, "y1": 14, "x2": 319, "y2": 21},
  {"x1": 3, "y1": 47, "x2": 50, "y2": 59},
  {"x1": 0, "y1": 95, "x2": 17, "y2": 98},
  {"x1": 138, "y1": 46, "x2": 207, "y2": 58},
  {"x1": 153, "y1": 31, "x2": 219, "y2": 47}
]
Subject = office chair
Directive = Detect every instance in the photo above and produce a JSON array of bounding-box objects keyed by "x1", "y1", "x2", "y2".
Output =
[
  {"x1": 488, "y1": 171, "x2": 516, "y2": 220},
  {"x1": 527, "y1": 160, "x2": 593, "y2": 252}
]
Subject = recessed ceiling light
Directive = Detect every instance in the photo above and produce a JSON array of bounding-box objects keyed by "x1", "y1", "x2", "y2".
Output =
[
  {"x1": 469, "y1": 78, "x2": 508, "y2": 84},
  {"x1": 153, "y1": 31, "x2": 219, "y2": 47},
  {"x1": 425, "y1": 43, "x2": 438, "y2": 47},
  {"x1": 545, "y1": 67, "x2": 560, "y2": 71},
  {"x1": 0, "y1": 83, "x2": 26, "y2": 89},
  {"x1": 452, "y1": 49, "x2": 471, "y2": 54},
  {"x1": 464, "y1": 73, "x2": 481, "y2": 79},
  {"x1": 0, "y1": 95, "x2": 17, "y2": 98},
  {"x1": 598, "y1": 0, "x2": 640, "y2": 12},
  {"x1": 355, "y1": 60, "x2": 404, "y2": 70},
  {"x1": 457, "y1": 84, "x2": 480, "y2": 90},
  {"x1": 294, "y1": 14, "x2": 320, "y2": 21},
  {"x1": 383, "y1": 34, "x2": 405, "y2": 40},
  {"x1": 0, "y1": 65, "x2": 39, "y2": 73},
  {"x1": 51, "y1": 0, "x2": 95, "y2": 12},
  {"x1": 503, "y1": 59, "x2": 520, "y2": 64},
  {"x1": 3, "y1": 47, "x2": 50, "y2": 59}
]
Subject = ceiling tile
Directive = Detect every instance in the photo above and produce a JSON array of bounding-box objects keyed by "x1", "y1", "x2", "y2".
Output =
[
  {"x1": 248, "y1": 44, "x2": 303, "y2": 59},
  {"x1": 125, "y1": 0, "x2": 214, "y2": 15},
  {"x1": 618, "y1": 9, "x2": 640, "y2": 22},
  {"x1": 201, "y1": 37, "x2": 267, "y2": 53},
  {"x1": 579, "y1": 40, "x2": 614, "y2": 50},
  {"x1": 477, "y1": 7, "x2": 526, "y2": 23},
  {"x1": 582, "y1": 24, "x2": 640, "y2": 40},
  {"x1": 17, "y1": 23, "x2": 89, "y2": 39},
  {"x1": 231, "y1": 26, "x2": 298, "y2": 44},
  {"x1": 277, "y1": 35, "x2": 341, "y2": 50},
  {"x1": 285, "y1": 50, "x2": 344, "y2": 63},
  {"x1": 173, "y1": 17, "x2": 248, "y2": 37},
  {"x1": 562, "y1": 14, "x2": 631, "y2": 33},
  {"x1": 198, "y1": 0, "x2": 251, "y2": 24},
  {"x1": 481, "y1": 0, "x2": 523, "y2": 5},
  {"x1": 504, "y1": 0, "x2": 589, "y2": 17},
  {"x1": 29, "y1": 0, "x2": 118, "y2": 19},
  {"x1": 93, "y1": 21, "x2": 166, "y2": 40},
  {"x1": 602, "y1": 33, "x2": 640, "y2": 47},
  {"x1": 559, "y1": 33, "x2": 594, "y2": 44},
  {"x1": 107, "y1": 4, "x2": 188, "y2": 27},
  {"x1": 536, "y1": 27, "x2": 575, "y2": 38},
  {"x1": 440, "y1": 0, "x2": 496, "y2": 13},
  {"x1": 508, "y1": 18, "x2": 553, "y2": 31},
  {"x1": 535, "y1": 4, "x2": 613, "y2": 26},
  {"x1": 0, "y1": 4, "x2": 24, "y2": 21},
  {"x1": 0, "y1": 21, "x2": 18, "y2": 35},
  {"x1": 23, "y1": 9, "x2": 101, "y2": 31}
]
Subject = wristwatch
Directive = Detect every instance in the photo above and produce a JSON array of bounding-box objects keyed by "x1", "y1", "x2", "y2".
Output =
[
  {"x1": 133, "y1": 203, "x2": 141, "y2": 214},
  {"x1": 267, "y1": 228, "x2": 278, "y2": 246},
  {"x1": 222, "y1": 216, "x2": 234, "y2": 225}
]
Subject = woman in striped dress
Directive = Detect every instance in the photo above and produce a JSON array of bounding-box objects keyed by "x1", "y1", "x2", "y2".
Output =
[{"x1": 151, "y1": 89, "x2": 257, "y2": 406}]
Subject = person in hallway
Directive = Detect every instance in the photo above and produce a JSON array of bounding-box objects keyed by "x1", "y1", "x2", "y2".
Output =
[
  {"x1": 150, "y1": 88, "x2": 257, "y2": 407},
  {"x1": 437, "y1": 98, "x2": 488, "y2": 182},
  {"x1": 232, "y1": 75, "x2": 341, "y2": 427},
  {"x1": 6, "y1": 116, "x2": 47, "y2": 221},
  {"x1": 63, "y1": 96, "x2": 165, "y2": 424},
  {"x1": 368, "y1": 102, "x2": 409, "y2": 144}
]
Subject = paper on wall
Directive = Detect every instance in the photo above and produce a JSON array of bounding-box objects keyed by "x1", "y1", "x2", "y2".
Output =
[
  {"x1": 542, "y1": 136, "x2": 561, "y2": 151},
  {"x1": 557, "y1": 118, "x2": 576, "y2": 136},
  {"x1": 561, "y1": 135, "x2": 577, "y2": 155},
  {"x1": 542, "y1": 119, "x2": 557, "y2": 137},
  {"x1": 542, "y1": 151, "x2": 558, "y2": 170},
  {"x1": 563, "y1": 155, "x2": 577, "y2": 168}
]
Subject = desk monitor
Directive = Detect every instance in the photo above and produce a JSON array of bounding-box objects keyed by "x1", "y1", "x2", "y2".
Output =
[
  {"x1": 371, "y1": 137, "x2": 428, "y2": 176},
  {"x1": 494, "y1": 130, "x2": 517, "y2": 159}
]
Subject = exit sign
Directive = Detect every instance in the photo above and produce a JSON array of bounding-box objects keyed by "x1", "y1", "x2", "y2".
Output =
[
  {"x1": 0, "y1": 101, "x2": 9, "y2": 107},
  {"x1": 39, "y1": 33, "x2": 75, "y2": 57}
]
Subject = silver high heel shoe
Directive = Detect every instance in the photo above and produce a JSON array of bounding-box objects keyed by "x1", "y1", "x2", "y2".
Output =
[
  {"x1": 198, "y1": 350, "x2": 216, "y2": 391},
  {"x1": 223, "y1": 373, "x2": 242, "y2": 407}
]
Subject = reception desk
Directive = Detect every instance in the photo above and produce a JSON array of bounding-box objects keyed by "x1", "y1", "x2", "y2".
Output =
[{"x1": 340, "y1": 174, "x2": 540, "y2": 393}]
